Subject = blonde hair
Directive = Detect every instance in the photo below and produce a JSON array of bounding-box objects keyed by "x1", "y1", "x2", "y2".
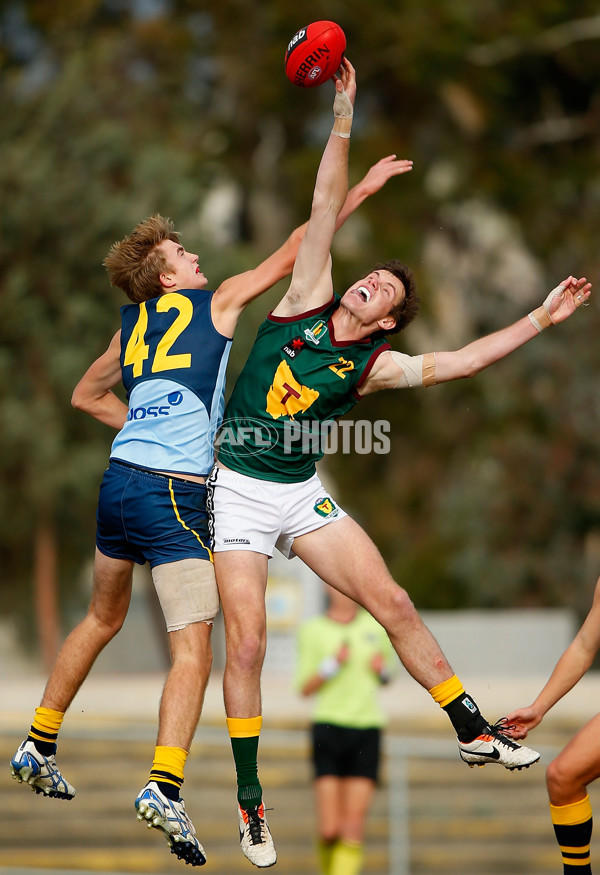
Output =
[{"x1": 103, "y1": 214, "x2": 180, "y2": 302}]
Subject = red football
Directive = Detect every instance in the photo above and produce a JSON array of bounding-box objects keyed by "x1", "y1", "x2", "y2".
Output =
[{"x1": 284, "y1": 21, "x2": 346, "y2": 88}]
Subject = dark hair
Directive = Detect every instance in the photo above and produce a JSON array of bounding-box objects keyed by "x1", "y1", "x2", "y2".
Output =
[
  {"x1": 103, "y1": 214, "x2": 180, "y2": 303},
  {"x1": 372, "y1": 259, "x2": 419, "y2": 337}
]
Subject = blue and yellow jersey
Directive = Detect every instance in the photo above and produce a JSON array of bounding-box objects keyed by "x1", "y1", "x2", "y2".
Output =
[{"x1": 110, "y1": 289, "x2": 231, "y2": 478}]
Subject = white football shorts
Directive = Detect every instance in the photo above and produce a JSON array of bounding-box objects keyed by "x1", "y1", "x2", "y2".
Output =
[{"x1": 207, "y1": 466, "x2": 347, "y2": 559}]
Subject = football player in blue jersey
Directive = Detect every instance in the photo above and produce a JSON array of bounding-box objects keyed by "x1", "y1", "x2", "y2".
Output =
[{"x1": 8, "y1": 130, "x2": 412, "y2": 864}]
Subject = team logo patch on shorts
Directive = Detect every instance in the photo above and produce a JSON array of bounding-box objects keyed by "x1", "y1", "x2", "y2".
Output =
[{"x1": 313, "y1": 496, "x2": 339, "y2": 518}]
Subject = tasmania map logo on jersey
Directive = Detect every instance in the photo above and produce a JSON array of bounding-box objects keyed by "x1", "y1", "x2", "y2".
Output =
[{"x1": 266, "y1": 360, "x2": 319, "y2": 420}]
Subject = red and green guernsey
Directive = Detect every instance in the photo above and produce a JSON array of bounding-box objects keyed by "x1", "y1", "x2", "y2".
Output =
[{"x1": 217, "y1": 297, "x2": 390, "y2": 483}]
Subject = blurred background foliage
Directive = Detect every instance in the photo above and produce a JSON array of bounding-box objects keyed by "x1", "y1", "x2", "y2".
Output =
[{"x1": 1, "y1": 0, "x2": 599, "y2": 655}]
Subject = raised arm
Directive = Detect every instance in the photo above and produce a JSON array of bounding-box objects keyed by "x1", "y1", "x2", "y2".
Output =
[
  {"x1": 360, "y1": 276, "x2": 591, "y2": 395},
  {"x1": 271, "y1": 58, "x2": 356, "y2": 319},
  {"x1": 504, "y1": 576, "x2": 600, "y2": 739},
  {"x1": 71, "y1": 331, "x2": 129, "y2": 429}
]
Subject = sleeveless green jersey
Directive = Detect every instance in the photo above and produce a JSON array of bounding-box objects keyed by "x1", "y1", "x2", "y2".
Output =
[{"x1": 218, "y1": 296, "x2": 390, "y2": 482}]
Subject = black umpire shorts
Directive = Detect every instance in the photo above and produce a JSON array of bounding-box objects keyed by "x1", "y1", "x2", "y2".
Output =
[{"x1": 311, "y1": 723, "x2": 381, "y2": 781}]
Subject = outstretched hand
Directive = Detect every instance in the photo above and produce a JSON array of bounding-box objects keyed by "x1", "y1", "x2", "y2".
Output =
[
  {"x1": 333, "y1": 57, "x2": 356, "y2": 106},
  {"x1": 546, "y1": 276, "x2": 592, "y2": 325},
  {"x1": 502, "y1": 706, "x2": 543, "y2": 740},
  {"x1": 359, "y1": 155, "x2": 414, "y2": 196}
]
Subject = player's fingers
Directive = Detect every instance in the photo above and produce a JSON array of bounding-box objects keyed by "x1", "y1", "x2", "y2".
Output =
[
  {"x1": 387, "y1": 160, "x2": 414, "y2": 175},
  {"x1": 574, "y1": 281, "x2": 591, "y2": 307}
]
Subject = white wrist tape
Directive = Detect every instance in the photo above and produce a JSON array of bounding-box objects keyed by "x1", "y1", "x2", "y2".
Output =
[
  {"x1": 528, "y1": 283, "x2": 565, "y2": 332},
  {"x1": 318, "y1": 656, "x2": 340, "y2": 680},
  {"x1": 332, "y1": 89, "x2": 353, "y2": 138},
  {"x1": 390, "y1": 351, "x2": 437, "y2": 388}
]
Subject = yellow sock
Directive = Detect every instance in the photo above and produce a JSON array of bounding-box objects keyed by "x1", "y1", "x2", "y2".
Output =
[
  {"x1": 329, "y1": 839, "x2": 363, "y2": 875},
  {"x1": 550, "y1": 795, "x2": 593, "y2": 873},
  {"x1": 428, "y1": 675, "x2": 465, "y2": 708},
  {"x1": 149, "y1": 745, "x2": 188, "y2": 794},
  {"x1": 317, "y1": 838, "x2": 336, "y2": 874},
  {"x1": 28, "y1": 706, "x2": 64, "y2": 748},
  {"x1": 226, "y1": 716, "x2": 263, "y2": 738}
]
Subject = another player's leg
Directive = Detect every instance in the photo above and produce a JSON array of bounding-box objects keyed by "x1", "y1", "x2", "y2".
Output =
[
  {"x1": 546, "y1": 715, "x2": 600, "y2": 874},
  {"x1": 330, "y1": 776, "x2": 374, "y2": 875},
  {"x1": 216, "y1": 549, "x2": 276, "y2": 868},
  {"x1": 135, "y1": 557, "x2": 218, "y2": 867},
  {"x1": 293, "y1": 517, "x2": 540, "y2": 771},
  {"x1": 10, "y1": 551, "x2": 133, "y2": 799},
  {"x1": 314, "y1": 774, "x2": 343, "y2": 875}
]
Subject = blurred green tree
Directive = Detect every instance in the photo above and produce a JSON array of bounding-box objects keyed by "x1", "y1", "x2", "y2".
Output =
[{"x1": 1, "y1": 0, "x2": 599, "y2": 663}]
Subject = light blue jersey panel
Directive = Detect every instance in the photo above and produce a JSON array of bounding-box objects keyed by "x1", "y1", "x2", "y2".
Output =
[
  {"x1": 110, "y1": 289, "x2": 232, "y2": 478},
  {"x1": 111, "y1": 378, "x2": 215, "y2": 476}
]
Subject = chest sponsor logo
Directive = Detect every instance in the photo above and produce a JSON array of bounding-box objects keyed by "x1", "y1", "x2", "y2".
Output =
[
  {"x1": 304, "y1": 320, "x2": 328, "y2": 345},
  {"x1": 281, "y1": 336, "x2": 306, "y2": 359},
  {"x1": 313, "y1": 496, "x2": 339, "y2": 519},
  {"x1": 127, "y1": 391, "x2": 185, "y2": 420},
  {"x1": 266, "y1": 360, "x2": 319, "y2": 420}
]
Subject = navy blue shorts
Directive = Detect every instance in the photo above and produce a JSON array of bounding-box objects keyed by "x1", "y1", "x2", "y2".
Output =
[
  {"x1": 96, "y1": 460, "x2": 212, "y2": 567},
  {"x1": 311, "y1": 723, "x2": 381, "y2": 781}
]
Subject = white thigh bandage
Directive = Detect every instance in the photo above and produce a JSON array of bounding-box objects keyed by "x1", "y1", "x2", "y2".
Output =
[
  {"x1": 151, "y1": 558, "x2": 219, "y2": 632},
  {"x1": 390, "y1": 351, "x2": 437, "y2": 388}
]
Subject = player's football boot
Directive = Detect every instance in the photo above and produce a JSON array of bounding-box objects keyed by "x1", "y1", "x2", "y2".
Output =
[
  {"x1": 135, "y1": 781, "x2": 206, "y2": 866},
  {"x1": 238, "y1": 800, "x2": 277, "y2": 868},
  {"x1": 458, "y1": 720, "x2": 540, "y2": 770},
  {"x1": 10, "y1": 739, "x2": 76, "y2": 799}
]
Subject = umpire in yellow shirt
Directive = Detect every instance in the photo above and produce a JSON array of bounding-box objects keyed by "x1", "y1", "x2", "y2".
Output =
[{"x1": 295, "y1": 584, "x2": 397, "y2": 875}]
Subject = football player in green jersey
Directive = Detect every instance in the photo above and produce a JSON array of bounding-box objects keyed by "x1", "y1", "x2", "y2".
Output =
[{"x1": 209, "y1": 56, "x2": 591, "y2": 868}]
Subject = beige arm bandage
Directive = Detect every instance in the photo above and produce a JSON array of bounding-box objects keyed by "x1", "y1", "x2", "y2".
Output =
[
  {"x1": 390, "y1": 351, "x2": 437, "y2": 388},
  {"x1": 332, "y1": 88, "x2": 353, "y2": 138}
]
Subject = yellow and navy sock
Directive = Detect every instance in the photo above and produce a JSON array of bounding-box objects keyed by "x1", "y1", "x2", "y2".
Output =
[
  {"x1": 149, "y1": 745, "x2": 187, "y2": 801},
  {"x1": 429, "y1": 675, "x2": 487, "y2": 742},
  {"x1": 227, "y1": 716, "x2": 263, "y2": 810},
  {"x1": 27, "y1": 707, "x2": 64, "y2": 756},
  {"x1": 329, "y1": 839, "x2": 364, "y2": 875},
  {"x1": 550, "y1": 795, "x2": 593, "y2": 874}
]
